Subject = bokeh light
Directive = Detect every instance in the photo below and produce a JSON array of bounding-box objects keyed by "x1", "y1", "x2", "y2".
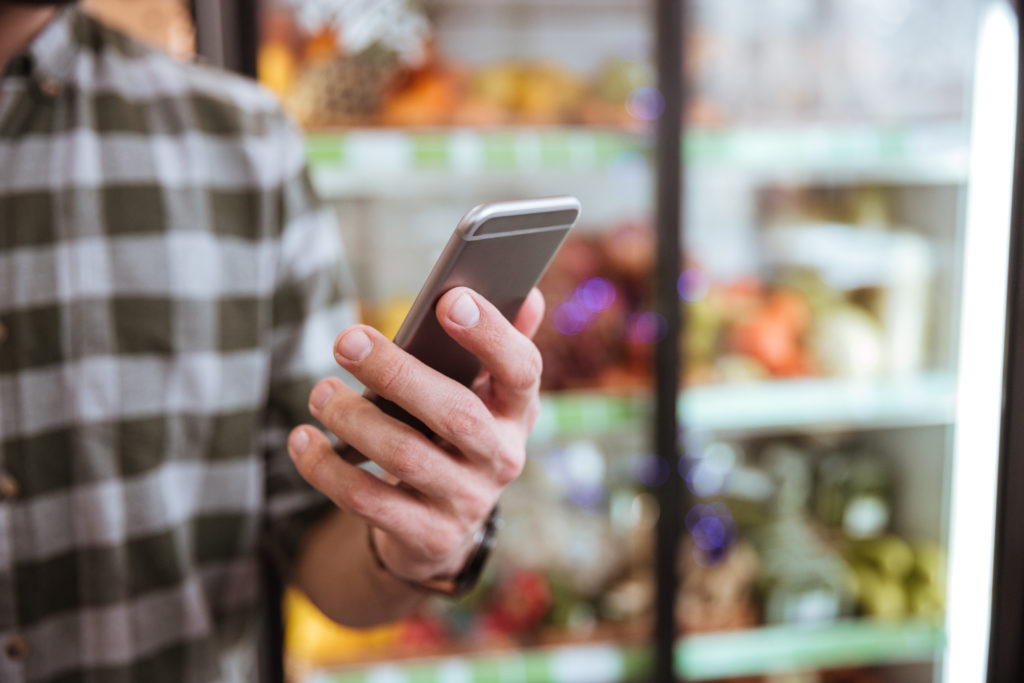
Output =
[
  {"x1": 692, "y1": 516, "x2": 728, "y2": 550},
  {"x1": 576, "y1": 277, "x2": 617, "y2": 314},
  {"x1": 627, "y1": 311, "x2": 668, "y2": 344},
  {"x1": 544, "y1": 441, "x2": 607, "y2": 509},
  {"x1": 552, "y1": 300, "x2": 589, "y2": 335},
  {"x1": 684, "y1": 503, "x2": 707, "y2": 531},
  {"x1": 678, "y1": 267, "x2": 710, "y2": 303},
  {"x1": 626, "y1": 87, "x2": 665, "y2": 121},
  {"x1": 686, "y1": 461, "x2": 731, "y2": 497},
  {"x1": 552, "y1": 278, "x2": 619, "y2": 336},
  {"x1": 566, "y1": 484, "x2": 606, "y2": 509},
  {"x1": 683, "y1": 442, "x2": 738, "y2": 497},
  {"x1": 692, "y1": 544, "x2": 728, "y2": 568},
  {"x1": 685, "y1": 503, "x2": 738, "y2": 559}
]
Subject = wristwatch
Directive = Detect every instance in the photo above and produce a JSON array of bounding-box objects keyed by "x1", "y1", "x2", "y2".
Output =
[{"x1": 367, "y1": 505, "x2": 500, "y2": 597}]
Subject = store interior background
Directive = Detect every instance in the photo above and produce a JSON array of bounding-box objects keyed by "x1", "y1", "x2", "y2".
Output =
[{"x1": 78, "y1": 0, "x2": 995, "y2": 681}]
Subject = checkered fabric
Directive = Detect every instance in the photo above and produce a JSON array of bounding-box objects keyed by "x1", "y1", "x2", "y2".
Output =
[{"x1": 0, "y1": 8, "x2": 356, "y2": 682}]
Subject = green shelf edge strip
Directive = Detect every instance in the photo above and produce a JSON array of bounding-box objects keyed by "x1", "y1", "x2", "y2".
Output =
[
  {"x1": 307, "y1": 621, "x2": 943, "y2": 683},
  {"x1": 537, "y1": 131, "x2": 574, "y2": 167},
  {"x1": 304, "y1": 126, "x2": 964, "y2": 173},
  {"x1": 308, "y1": 644, "x2": 650, "y2": 683},
  {"x1": 306, "y1": 134, "x2": 347, "y2": 165},
  {"x1": 678, "y1": 620, "x2": 945, "y2": 679},
  {"x1": 531, "y1": 393, "x2": 650, "y2": 441},
  {"x1": 412, "y1": 133, "x2": 451, "y2": 169},
  {"x1": 481, "y1": 131, "x2": 522, "y2": 170},
  {"x1": 531, "y1": 372, "x2": 956, "y2": 439}
]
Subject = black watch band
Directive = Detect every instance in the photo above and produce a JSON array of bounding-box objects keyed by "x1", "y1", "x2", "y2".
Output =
[{"x1": 367, "y1": 505, "x2": 500, "y2": 597}]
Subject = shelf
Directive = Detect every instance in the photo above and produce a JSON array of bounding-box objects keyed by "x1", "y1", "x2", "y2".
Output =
[
  {"x1": 677, "y1": 619, "x2": 943, "y2": 679},
  {"x1": 307, "y1": 128, "x2": 645, "y2": 199},
  {"x1": 531, "y1": 371, "x2": 956, "y2": 440},
  {"x1": 305, "y1": 122, "x2": 969, "y2": 199},
  {"x1": 301, "y1": 619, "x2": 944, "y2": 682},
  {"x1": 302, "y1": 642, "x2": 648, "y2": 683},
  {"x1": 688, "y1": 121, "x2": 969, "y2": 184},
  {"x1": 432, "y1": 0, "x2": 644, "y2": 9},
  {"x1": 531, "y1": 390, "x2": 649, "y2": 441},
  {"x1": 680, "y1": 371, "x2": 957, "y2": 435}
]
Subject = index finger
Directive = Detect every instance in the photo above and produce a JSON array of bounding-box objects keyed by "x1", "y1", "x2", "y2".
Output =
[
  {"x1": 435, "y1": 287, "x2": 544, "y2": 416},
  {"x1": 512, "y1": 287, "x2": 546, "y2": 340}
]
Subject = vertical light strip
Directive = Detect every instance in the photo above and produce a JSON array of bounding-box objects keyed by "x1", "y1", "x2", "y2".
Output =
[{"x1": 945, "y1": 3, "x2": 1018, "y2": 682}]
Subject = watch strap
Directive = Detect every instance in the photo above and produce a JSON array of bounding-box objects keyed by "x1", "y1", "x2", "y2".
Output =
[{"x1": 367, "y1": 505, "x2": 500, "y2": 597}]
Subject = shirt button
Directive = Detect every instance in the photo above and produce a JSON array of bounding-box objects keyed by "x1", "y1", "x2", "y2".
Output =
[
  {"x1": 0, "y1": 475, "x2": 18, "y2": 501},
  {"x1": 4, "y1": 635, "x2": 28, "y2": 660}
]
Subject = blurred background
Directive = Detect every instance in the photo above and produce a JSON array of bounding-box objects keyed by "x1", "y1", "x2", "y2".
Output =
[{"x1": 83, "y1": 0, "x2": 1012, "y2": 681}]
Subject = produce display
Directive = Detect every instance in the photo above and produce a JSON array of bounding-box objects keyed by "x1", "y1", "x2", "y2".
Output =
[
  {"x1": 259, "y1": 3, "x2": 962, "y2": 680},
  {"x1": 259, "y1": 0, "x2": 979, "y2": 130},
  {"x1": 285, "y1": 431, "x2": 945, "y2": 674},
  {"x1": 693, "y1": 439, "x2": 946, "y2": 628},
  {"x1": 259, "y1": 1, "x2": 655, "y2": 129},
  {"x1": 275, "y1": 50, "x2": 655, "y2": 129},
  {"x1": 532, "y1": 217, "x2": 932, "y2": 391}
]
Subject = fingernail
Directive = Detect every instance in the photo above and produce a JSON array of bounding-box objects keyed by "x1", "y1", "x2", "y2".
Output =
[
  {"x1": 310, "y1": 380, "x2": 336, "y2": 410},
  {"x1": 288, "y1": 428, "x2": 309, "y2": 455},
  {"x1": 336, "y1": 328, "x2": 372, "y2": 362},
  {"x1": 448, "y1": 293, "x2": 480, "y2": 328}
]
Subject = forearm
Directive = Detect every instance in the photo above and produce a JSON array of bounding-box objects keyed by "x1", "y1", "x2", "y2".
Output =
[{"x1": 292, "y1": 509, "x2": 428, "y2": 627}]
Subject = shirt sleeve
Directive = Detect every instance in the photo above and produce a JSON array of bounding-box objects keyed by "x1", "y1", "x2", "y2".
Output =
[{"x1": 260, "y1": 113, "x2": 360, "y2": 576}]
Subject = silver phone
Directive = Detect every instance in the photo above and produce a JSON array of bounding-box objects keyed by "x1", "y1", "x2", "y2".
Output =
[{"x1": 369, "y1": 195, "x2": 581, "y2": 435}]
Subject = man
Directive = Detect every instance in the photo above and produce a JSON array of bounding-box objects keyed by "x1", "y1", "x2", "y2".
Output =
[{"x1": 0, "y1": 3, "x2": 544, "y2": 681}]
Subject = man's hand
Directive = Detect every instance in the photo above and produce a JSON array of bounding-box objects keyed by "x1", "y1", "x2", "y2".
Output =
[{"x1": 287, "y1": 286, "x2": 545, "y2": 585}]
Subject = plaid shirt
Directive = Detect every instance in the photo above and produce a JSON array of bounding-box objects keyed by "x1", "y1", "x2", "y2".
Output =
[{"x1": 0, "y1": 9, "x2": 355, "y2": 682}]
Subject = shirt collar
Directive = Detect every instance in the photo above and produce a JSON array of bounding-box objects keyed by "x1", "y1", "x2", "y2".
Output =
[{"x1": 3, "y1": 7, "x2": 82, "y2": 95}]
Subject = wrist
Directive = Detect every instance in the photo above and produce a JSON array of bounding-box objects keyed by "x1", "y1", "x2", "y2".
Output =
[{"x1": 366, "y1": 506, "x2": 500, "y2": 597}]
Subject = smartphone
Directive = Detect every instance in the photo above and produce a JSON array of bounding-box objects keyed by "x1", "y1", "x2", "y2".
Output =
[{"x1": 368, "y1": 195, "x2": 581, "y2": 435}]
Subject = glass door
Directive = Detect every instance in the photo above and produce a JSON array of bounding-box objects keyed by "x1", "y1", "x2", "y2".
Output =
[
  {"x1": 671, "y1": 1, "x2": 1014, "y2": 682},
  {"x1": 256, "y1": 1, "x2": 663, "y2": 680}
]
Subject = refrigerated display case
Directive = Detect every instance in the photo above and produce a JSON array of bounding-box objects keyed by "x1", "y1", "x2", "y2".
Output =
[{"x1": 179, "y1": 0, "x2": 1023, "y2": 681}]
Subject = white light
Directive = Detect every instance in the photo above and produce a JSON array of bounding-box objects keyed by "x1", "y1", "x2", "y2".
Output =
[{"x1": 946, "y1": 3, "x2": 1018, "y2": 682}]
